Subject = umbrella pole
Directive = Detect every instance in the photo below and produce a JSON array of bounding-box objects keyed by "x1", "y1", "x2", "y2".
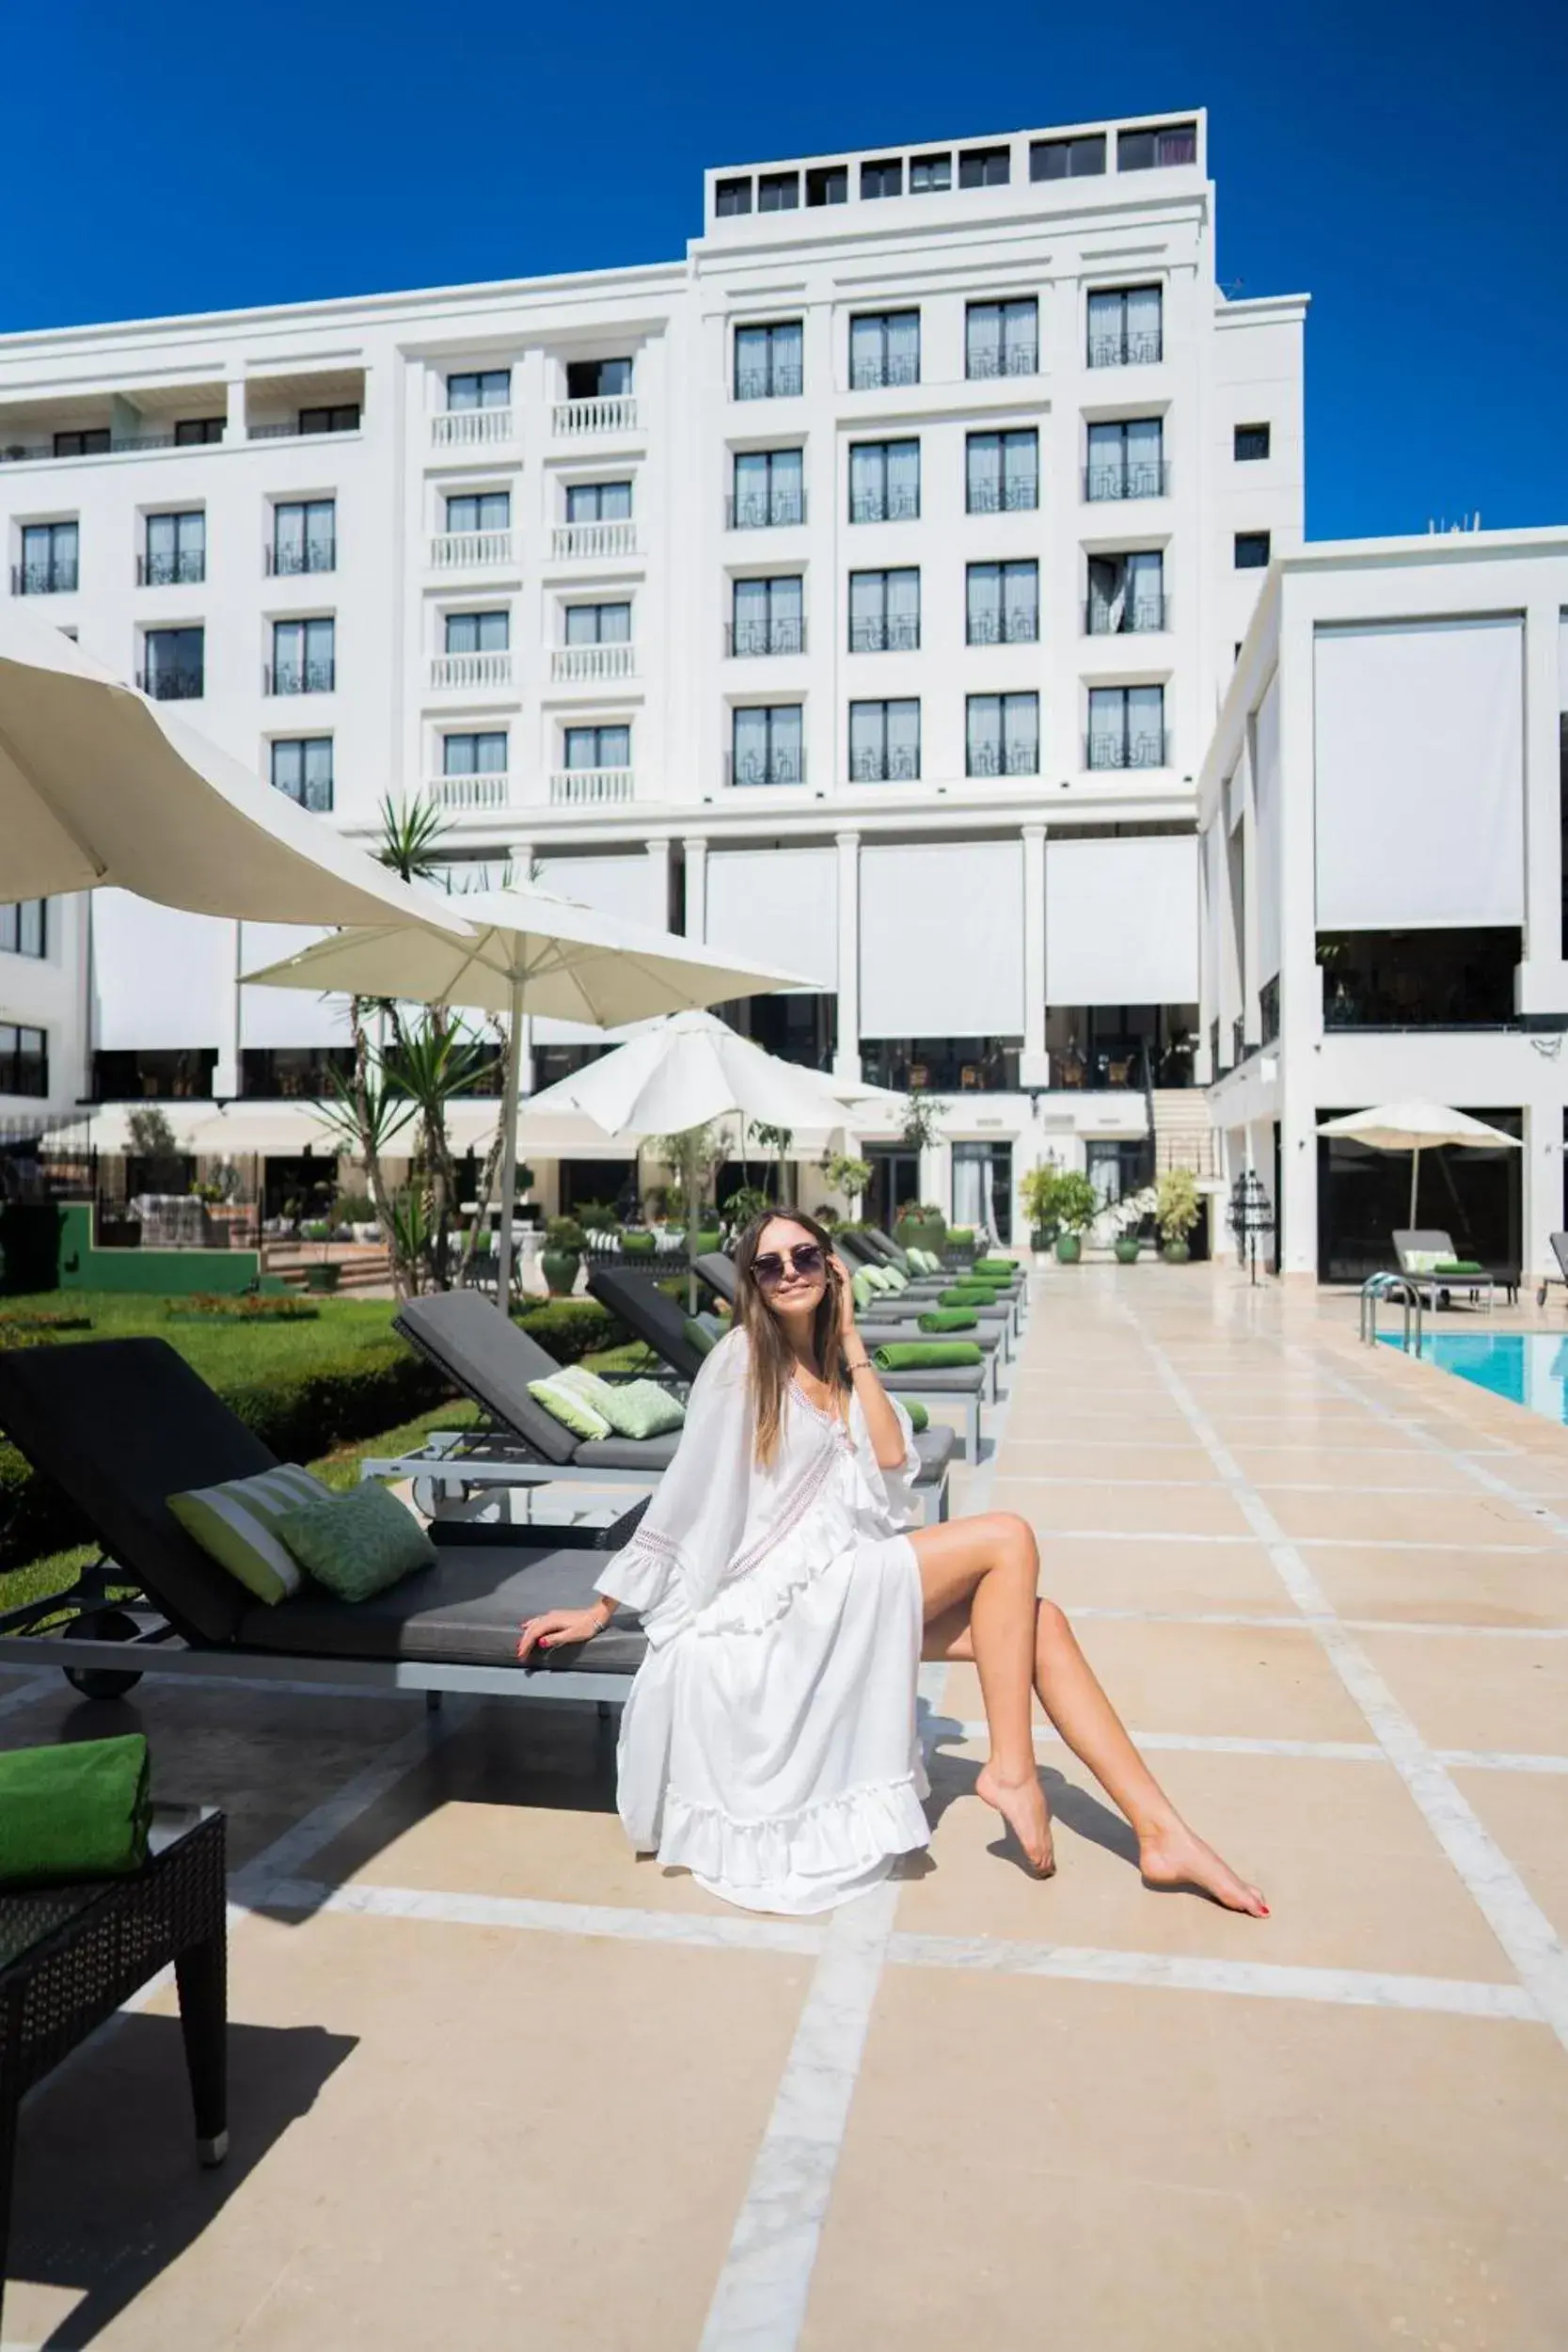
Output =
[
  {"x1": 495, "y1": 971, "x2": 525, "y2": 1316},
  {"x1": 1409, "y1": 1145, "x2": 1420, "y2": 1229}
]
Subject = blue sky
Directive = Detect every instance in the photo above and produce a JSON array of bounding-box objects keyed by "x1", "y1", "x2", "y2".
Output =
[{"x1": 8, "y1": 0, "x2": 1565, "y2": 540}]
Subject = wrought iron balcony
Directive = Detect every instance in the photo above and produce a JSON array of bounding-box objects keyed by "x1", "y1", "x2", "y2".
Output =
[
  {"x1": 135, "y1": 667, "x2": 203, "y2": 700},
  {"x1": 10, "y1": 561, "x2": 77, "y2": 595},
  {"x1": 735, "y1": 365, "x2": 803, "y2": 401},
  {"x1": 849, "y1": 747, "x2": 919, "y2": 784},
  {"x1": 1083, "y1": 461, "x2": 1169, "y2": 501},
  {"x1": 726, "y1": 492, "x2": 806, "y2": 531},
  {"x1": 264, "y1": 660, "x2": 336, "y2": 696},
  {"x1": 849, "y1": 488, "x2": 919, "y2": 524},
  {"x1": 1084, "y1": 729, "x2": 1169, "y2": 771},
  {"x1": 551, "y1": 766, "x2": 635, "y2": 805},
  {"x1": 725, "y1": 618, "x2": 806, "y2": 657},
  {"x1": 966, "y1": 741, "x2": 1040, "y2": 779},
  {"x1": 431, "y1": 771, "x2": 510, "y2": 811},
  {"x1": 965, "y1": 477, "x2": 1038, "y2": 515},
  {"x1": 966, "y1": 608, "x2": 1038, "y2": 645},
  {"x1": 1085, "y1": 593, "x2": 1168, "y2": 634},
  {"x1": 849, "y1": 356, "x2": 920, "y2": 390},
  {"x1": 848, "y1": 615, "x2": 919, "y2": 653},
  {"x1": 550, "y1": 519, "x2": 637, "y2": 561},
  {"x1": 726, "y1": 750, "x2": 806, "y2": 787},
  {"x1": 966, "y1": 342, "x2": 1038, "y2": 380},
  {"x1": 1086, "y1": 329, "x2": 1164, "y2": 368},
  {"x1": 136, "y1": 550, "x2": 205, "y2": 586},
  {"x1": 266, "y1": 539, "x2": 336, "y2": 576}
]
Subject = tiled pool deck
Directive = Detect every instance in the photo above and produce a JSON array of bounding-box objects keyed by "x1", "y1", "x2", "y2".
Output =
[{"x1": 4, "y1": 1264, "x2": 1568, "y2": 2348}]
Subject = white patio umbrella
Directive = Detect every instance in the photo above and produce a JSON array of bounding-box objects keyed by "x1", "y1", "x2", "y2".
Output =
[
  {"x1": 242, "y1": 887, "x2": 810, "y2": 1304},
  {"x1": 0, "y1": 605, "x2": 466, "y2": 930},
  {"x1": 1315, "y1": 1099, "x2": 1522, "y2": 1225}
]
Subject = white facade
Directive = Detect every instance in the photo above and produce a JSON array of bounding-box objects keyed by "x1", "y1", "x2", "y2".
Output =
[
  {"x1": 0, "y1": 109, "x2": 1307, "y2": 1229},
  {"x1": 1201, "y1": 527, "x2": 1568, "y2": 1281}
]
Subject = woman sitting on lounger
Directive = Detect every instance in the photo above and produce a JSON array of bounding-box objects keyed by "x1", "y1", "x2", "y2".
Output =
[{"x1": 517, "y1": 1209, "x2": 1267, "y2": 1920}]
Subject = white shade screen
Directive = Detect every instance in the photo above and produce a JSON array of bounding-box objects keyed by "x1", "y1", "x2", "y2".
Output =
[
  {"x1": 92, "y1": 893, "x2": 229, "y2": 1051},
  {"x1": 240, "y1": 924, "x2": 353, "y2": 1047},
  {"x1": 1559, "y1": 614, "x2": 1568, "y2": 712},
  {"x1": 1312, "y1": 617, "x2": 1524, "y2": 929},
  {"x1": 1254, "y1": 675, "x2": 1282, "y2": 983},
  {"x1": 705, "y1": 848, "x2": 838, "y2": 991},
  {"x1": 1200, "y1": 821, "x2": 1221, "y2": 1008},
  {"x1": 859, "y1": 840, "x2": 1024, "y2": 1038},
  {"x1": 1046, "y1": 836, "x2": 1199, "y2": 1006},
  {"x1": 536, "y1": 853, "x2": 667, "y2": 931}
]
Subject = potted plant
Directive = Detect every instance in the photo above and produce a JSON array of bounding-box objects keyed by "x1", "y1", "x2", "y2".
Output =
[
  {"x1": 1048, "y1": 1170, "x2": 1100, "y2": 1264},
  {"x1": 1113, "y1": 1232, "x2": 1142, "y2": 1264},
  {"x1": 1021, "y1": 1163, "x2": 1063, "y2": 1258},
  {"x1": 542, "y1": 1215, "x2": 585, "y2": 1296},
  {"x1": 1155, "y1": 1167, "x2": 1201, "y2": 1263}
]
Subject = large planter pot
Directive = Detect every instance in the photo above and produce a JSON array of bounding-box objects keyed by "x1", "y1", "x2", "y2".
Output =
[
  {"x1": 302, "y1": 1263, "x2": 341, "y2": 1294},
  {"x1": 1161, "y1": 1238, "x2": 1192, "y2": 1264},
  {"x1": 1114, "y1": 1236, "x2": 1141, "y2": 1264},
  {"x1": 1054, "y1": 1233, "x2": 1083, "y2": 1264},
  {"x1": 541, "y1": 1248, "x2": 581, "y2": 1296}
]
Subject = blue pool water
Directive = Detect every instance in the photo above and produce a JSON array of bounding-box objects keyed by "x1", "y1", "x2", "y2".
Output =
[{"x1": 1381, "y1": 1330, "x2": 1568, "y2": 1423}]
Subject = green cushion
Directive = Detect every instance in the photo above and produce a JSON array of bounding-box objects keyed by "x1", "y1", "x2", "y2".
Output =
[
  {"x1": 879, "y1": 1265, "x2": 910, "y2": 1293},
  {"x1": 911, "y1": 1248, "x2": 942, "y2": 1276},
  {"x1": 863, "y1": 1265, "x2": 899, "y2": 1295},
  {"x1": 278, "y1": 1480, "x2": 437, "y2": 1602},
  {"x1": 597, "y1": 1378, "x2": 687, "y2": 1439},
  {"x1": 919, "y1": 1308, "x2": 978, "y2": 1332},
  {"x1": 893, "y1": 1395, "x2": 929, "y2": 1431},
  {"x1": 167, "y1": 1463, "x2": 335, "y2": 1606},
  {"x1": 1435, "y1": 1259, "x2": 1484, "y2": 1275},
  {"x1": 850, "y1": 1268, "x2": 877, "y2": 1313},
  {"x1": 527, "y1": 1374, "x2": 612, "y2": 1441},
  {"x1": 684, "y1": 1314, "x2": 719, "y2": 1358},
  {"x1": 871, "y1": 1341, "x2": 983, "y2": 1371},
  {"x1": 1402, "y1": 1249, "x2": 1443, "y2": 1273},
  {"x1": 0, "y1": 1733, "x2": 152, "y2": 1889}
]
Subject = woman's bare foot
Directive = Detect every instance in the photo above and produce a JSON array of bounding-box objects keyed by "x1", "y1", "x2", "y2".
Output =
[
  {"x1": 1139, "y1": 1820, "x2": 1268, "y2": 1915},
  {"x1": 975, "y1": 1761, "x2": 1056, "y2": 1875}
]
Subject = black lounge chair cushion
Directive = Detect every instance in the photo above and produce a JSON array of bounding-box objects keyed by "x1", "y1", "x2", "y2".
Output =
[
  {"x1": 573, "y1": 1434, "x2": 683, "y2": 1471},
  {"x1": 234, "y1": 1542, "x2": 644, "y2": 1673},
  {"x1": 858, "y1": 1320, "x2": 1001, "y2": 1350},
  {"x1": 914, "y1": 1425, "x2": 957, "y2": 1479},
  {"x1": 856, "y1": 1361, "x2": 985, "y2": 1396},
  {"x1": 395, "y1": 1292, "x2": 582, "y2": 1465},
  {"x1": 587, "y1": 1268, "x2": 707, "y2": 1379}
]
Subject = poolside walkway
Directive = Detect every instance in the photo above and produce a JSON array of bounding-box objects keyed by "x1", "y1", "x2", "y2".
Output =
[{"x1": 4, "y1": 1264, "x2": 1567, "y2": 2347}]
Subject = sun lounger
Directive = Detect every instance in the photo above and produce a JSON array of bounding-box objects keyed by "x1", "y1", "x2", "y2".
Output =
[
  {"x1": 1537, "y1": 1232, "x2": 1568, "y2": 1310},
  {"x1": 0, "y1": 1339, "x2": 644, "y2": 1707},
  {"x1": 691, "y1": 1250, "x2": 1006, "y2": 1389},
  {"x1": 1392, "y1": 1229, "x2": 1515, "y2": 1312}
]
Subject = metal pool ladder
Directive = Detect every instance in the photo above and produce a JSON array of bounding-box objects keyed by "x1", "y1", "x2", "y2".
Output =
[{"x1": 1360, "y1": 1271, "x2": 1423, "y2": 1352}]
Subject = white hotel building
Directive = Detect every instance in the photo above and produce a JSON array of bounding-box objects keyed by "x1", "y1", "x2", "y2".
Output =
[{"x1": 0, "y1": 109, "x2": 1307, "y2": 1238}]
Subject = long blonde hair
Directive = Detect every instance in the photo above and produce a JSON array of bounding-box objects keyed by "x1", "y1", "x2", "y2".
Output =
[{"x1": 733, "y1": 1209, "x2": 849, "y2": 1469}]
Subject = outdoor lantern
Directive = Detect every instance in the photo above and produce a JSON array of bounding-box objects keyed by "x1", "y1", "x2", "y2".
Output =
[{"x1": 1228, "y1": 1168, "x2": 1275, "y2": 1284}]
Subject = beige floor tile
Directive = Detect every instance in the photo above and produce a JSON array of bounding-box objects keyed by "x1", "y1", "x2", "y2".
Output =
[
  {"x1": 1260, "y1": 1484, "x2": 1563, "y2": 1548},
  {"x1": 992, "y1": 1478, "x2": 1253, "y2": 1536},
  {"x1": 991, "y1": 1438, "x2": 1219, "y2": 1481},
  {"x1": 1065, "y1": 1617, "x2": 1372, "y2": 1741},
  {"x1": 1034, "y1": 1533, "x2": 1293, "y2": 1613},
  {"x1": 1227, "y1": 1442, "x2": 1481, "y2": 1492},
  {"x1": 1452, "y1": 1769, "x2": 1568, "y2": 1942},
  {"x1": 1359, "y1": 1629, "x2": 1568, "y2": 1755},
  {"x1": 1306, "y1": 1542, "x2": 1568, "y2": 1628}
]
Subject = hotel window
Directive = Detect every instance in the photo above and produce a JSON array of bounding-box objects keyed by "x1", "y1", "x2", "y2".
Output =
[
  {"x1": 959, "y1": 144, "x2": 1010, "y2": 188},
  {"x1": 966, "y1": 298, "x2": 1037, "y2": 379},
  {"x1": 15, "y1": 520, "x2": 78, "y2": 595},
  {"x1": 967, "y1": 691, "x2": 1039, "y2": 777},
  {"x1": 1087, "y1": 684, "x2": 1165, "y2": 770},
  {"x1": 1234, "y1": 422, "x2": 1271, "y2": 461},
  {"x1": 849, "y1": 698, "x2": 920, "y2": 782},
  {"x1": 910, "y1": 151, "x2": 951, "y2": 192},
  {"x1": 966, "y1": 560, "x2": 1038, "y2": 644},
  {"x1": 565, "y1": 479, "x2": 631, "y2": 523},
  {"x1": 448, "y1": 369, "x2": 511, "y2": 410},
  {"x1": 564, "y1": 723, "x2": 630, "y2": 771},
  {"x1": 1086, "y1": 550, "x2": 1164, "y2": 633},
  {"x1": 565, "y1": 358, "x2": 631, "y2": 400},
  {"x1": 849, "y1": 311, "x2": 920, "y2": 390},
  {"x1": 966, "y1": 429, "x2": 1037, "y2": 514},
  {"x1": 564, "y1": 601, "x2": 630, "y2": 644},
  {"x1": 805, "y1": 165, "x2": 847, "y2": 206},
  {"x1": 848, "y1": 568, "x2": 919, "y2": 653},
  {"x1": 270, "y1": 616, "x2": 335, "y2": 695},
  {"x1": 0, "y1": 1024, "x2": 47, "y2": 1099},
  {"x1": 270, "y1": 738, "x2": 334, "y2": 813},
  {"x1": 174, "y1": 415, "x2": 224, "y2": 445},
  {"x1": 1085, "y1": 418, "x2": 1164, "y2": 501},
  {"x1": 730, "y1": 704, "x2": 803, "y2": 787},
  {"x1": 730, "y1": 448, "x2": 804, "y2": 529},
  {"x1": 445, "y1": 490, "x2": 510, "y2": 533},
  {"x1": 729, "y1": 575, "x2": 803, "y2": 656},
  {"x1": 1087, "y1": 284, "x2": 1163, "y2": 367},
  {"x1": 141, "y1": 510, "x2": 204, "y2": 587},
  {"x1": 757, "y1": 170, "x2": 799, "y2": 212},
  {"x1": 139, "y1": 626, "x2": 203, "y2": 699},
  {"x1": 445, "y1": 610, "x2": 509, "y2": 653},
  {"x1": 1117, "y1": 120, "x2": 1196, "y2": 170},
  {"x1": 1234, "y1": 531, "x2": 1272, "y2": 569},
  {"x1": 716, "y1": 176, "x2": 752, "y2": 216},
  {"x1": 0, "y1": 899, "x2": 46, "y2": 958},
  {"x1": 272, "y1": 498, "x2": 335, "y2": 575},
  {"x1": 445, "y1": 730, "x2": 509, "y2": 778},
  {"x1": 735, "y1": 320, "x2": 803, "y2": 401},
  {"x1": 53, "y1": 428, "x2": 109, "y2": 457},
  {"x1": 861, "y1": 156, "x2": 902, "y2": 199},
  {"x1": 849, "y1": 439, "x2": 920, "y2": 523},
  {"x1": 1030, "y1": 133, "x2": 1105, "y2": 180},
  {"x1": 297, "y1": 403, "x2": 359, "y2": 435}
]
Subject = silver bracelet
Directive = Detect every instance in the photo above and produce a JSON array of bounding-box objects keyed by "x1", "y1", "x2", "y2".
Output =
[{"x1": 845, "y1": 1356, "x2": 873, "y2": 1374}]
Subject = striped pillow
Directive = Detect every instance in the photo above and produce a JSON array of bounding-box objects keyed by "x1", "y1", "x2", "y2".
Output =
[{"x1": 167, "y1": 1465, "x2": 334, "y2": 1606}]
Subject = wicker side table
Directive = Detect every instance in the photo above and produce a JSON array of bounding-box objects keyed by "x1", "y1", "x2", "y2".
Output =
[{"x1": 0, "y1": 1805, "x2": 227, "y2": 2329}]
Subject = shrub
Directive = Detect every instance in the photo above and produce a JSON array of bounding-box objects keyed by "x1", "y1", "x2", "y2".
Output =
[
  {"x1": 332, "y1": 1192, "x2": 375, "y2": 1225},
  {"x1": 575, "y1": 1200, "x2": 619, "y2": 1233},
  {"x1": 621, "y1": 1230, "x2": 657, "y2": 1257},
  {"x1": 1156, "y1": 1167, "x2": 1201, "y2": 1244},
  {"x1": 0, "y1": 1307, "x2": 92, "y2": 1335},
  {"x1": 1049, "y1": 1171, "x2": 1100, "y2": 1236},
  {"x1": 165, "y1": 1294, "x2": 319, "y2": 1323},
  {"x1": 546, "y1": 1216, "x2": 585, "y2": 1251},
  {"x1": 514, "y1": 1297, "x2": 629, "y2": 1365}
]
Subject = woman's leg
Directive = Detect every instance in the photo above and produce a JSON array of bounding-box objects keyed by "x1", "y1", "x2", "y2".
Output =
[{"x1": 909, "y1": 1515, "x2": 1053, "y2": 1872}]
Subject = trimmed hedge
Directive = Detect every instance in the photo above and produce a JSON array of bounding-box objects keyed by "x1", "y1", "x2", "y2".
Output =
[{"x1": 513, "y1": 1297, "x2": 630, "y2": 1366}]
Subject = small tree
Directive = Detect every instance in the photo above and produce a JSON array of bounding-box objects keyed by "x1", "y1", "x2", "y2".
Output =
[
  {"x1": 822, "y1": 1152, "x2": 872, "y2": 1221},
  {"x1": 125, "y1": 1105, "x2": 184, "y2": 1195},
  {"x1": 899, "y1": 1092, "x2": 943, "y2": 1154},
  {"x1": 1021, "y1": 1159, "x2": 1064, "y2": 1241},
  {"x1": 1051, "y1": 1170, "x2": 1101, "y2": 1236},
  {"x1": 1155, "y1": 1166, "x2": 1201, "y2": 1248},
  {"x1": 749, "y1": 1121, "x2": 795, "y2": 1204}
]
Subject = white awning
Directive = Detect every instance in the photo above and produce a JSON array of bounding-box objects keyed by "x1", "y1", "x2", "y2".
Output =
[
  {"x1": 705, "y1": 847, "x2": 837, "y2": 991},
  {"x1": 90, "y1": 892, "x2": 230, "y2": 1051},
  {"x1": 859, "y1": 839, "x2": 1024, "y2": 1039},
  {"x1": 534, "y1": 852, "x2": 666, "y2": 931},
  {"x1": 1046, "y1": 835, "x2": 1198, "y2": 1006}
]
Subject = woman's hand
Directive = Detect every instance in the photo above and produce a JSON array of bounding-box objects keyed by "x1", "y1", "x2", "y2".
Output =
[
  {"x1": 831, "y1": 1252, "x2": 859, "y2": 1339},
  {"x1": 516, "y1": 1603, "x2": 611, "y2": 1661}
]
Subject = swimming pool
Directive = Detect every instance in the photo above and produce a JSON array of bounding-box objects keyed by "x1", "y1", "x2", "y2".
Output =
[{"x1": 1382, "y1": 1330, "x2": 1568, "y2": 1423}]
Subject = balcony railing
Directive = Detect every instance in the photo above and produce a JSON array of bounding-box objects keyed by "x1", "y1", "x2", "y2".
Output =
[
  {"x1": 550, "y1": 642, "x2": 635, "y2": 683},
  {"x1": 10, "y1": 561, "x2": 77, "y2": 595},
  {"x1": 552, "y1": 395, "x2": 639, "y2": 437},
  {"x1": 246, "y1": 416, "x2": 358, "y2": 440},
  {"x1": 428, "y1": 531, "x2": 514, "y2": 569},
  {"x1": 136, "y1": 550, "x2": 205, "y2": 586},
  {"x1": 136, "y1": 667, "x2": 203, "y2": 700},
  {"x1": 848, "y1": 615, "x2": 919, "y2": 653},
  {"x1": 726, "y1": 751, "x2": 806, "y2": 788},
  {"x1": 966, "y1": 609, "x2": 1038, "y2": 645},
  {"x1": 735, "y1": 365, "x2": 803, "y2": 401},
  {"x1": 1085, "y1": 594, "x2": 1168, "y2": 634},
  {"x1": 966, "y1": 741, "x2": 1040, "y2": 778},
  {"x1": 1084, "y1": 461, "x2": 1170, "y2": 501},
  {"x1": 551, "y1": 766, "x2": 635, "y2": 805},
  {"x1": 431, "y1": 407, "x2": 515, "y2": 448},
  {"x1": 550, "y1": 519, "x2": 637, "y2": 561},
  {"x1": 849, "y1": 748, "x2": 919, "y2": 783},
  {"x1": 266, "y1": 539, "x2": 337, "y2": 576},
  {"x1": 1085, "y1": 729, "x2": 1169, "y2": 771},
  {"x1": 429, "y1": 651, "x2": 514, "y2": 691},
  {"x1": 849, "y1": 356, "x2": 920, "y2": 390},
  {"x1": 1259, "y1": 975, "x2": 1280, "y2": 1047},
  {"x1": 966, "y1": 343, "x2": 1038, "y2": 380},
  {"x1": 1210, "y1": 1017, "x2": 1224, "y2": 1077},
  {"x1": 1231, "y1": 1015, "x2": 1249, "y2": 1066},
  {"x1": 726, "y1": 492, "x2": 806, "y2": 531},
  {"x1": 965, "y1": 478, "x2": 1037, "y2": 515},
  {"x1": 726, "y1": 617, "x2": 806, "y2": 657},
  {"x1": 264, "y1": 660, "x2": 336, "y2": 696},
  {"x1": 0, "y1": 430, "x2": 219, "y2": 464},
  {"x1": 431, "y1": 770, "x2": 510, "y2": 811},
  {"x1": 1087, "y1": 329, "x2": 1164, "y2": 369},
  {"x1": 849, "y1": 489, "x2": 919, "y2": 523}
]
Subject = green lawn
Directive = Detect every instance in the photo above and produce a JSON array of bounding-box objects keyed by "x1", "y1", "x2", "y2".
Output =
[{"x1": 0, "y1": 1290, "x2": 403, "y2": 1384}]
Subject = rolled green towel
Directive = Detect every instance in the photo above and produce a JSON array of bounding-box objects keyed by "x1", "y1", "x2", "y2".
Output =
[
  {"x1": 872, "y1": 1341, "x2": 984, "y2": 1370},
  {"x1": 919, "y1": 1307, "x2": 978, "y2": 1332},
  {"x1": 972, "y1": 1258, "x2": 1017, "y2": 1278},
  {"x1": 939, "y1": 1286, "x2": 1000, "y2": 1308},
  {"x1": 0, "y1": 1733, "x2": 152, "y2": 1889},
  {"x1": 894, "y1": 1395, "x2": 929, "y2": 1431},
  {"x1": 1434, "y1": 1260, "x2": 1483, "y2": 1275}
]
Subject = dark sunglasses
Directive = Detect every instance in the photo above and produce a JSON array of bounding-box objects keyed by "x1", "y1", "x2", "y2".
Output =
[{"x1": 751, "y1": 1242, "x2": 826, "y2": 1289}]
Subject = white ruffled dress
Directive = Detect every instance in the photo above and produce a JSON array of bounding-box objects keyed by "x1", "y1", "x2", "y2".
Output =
[{"x1": 594, "y1": 1328, "x2": 931, "y2": 1915}]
